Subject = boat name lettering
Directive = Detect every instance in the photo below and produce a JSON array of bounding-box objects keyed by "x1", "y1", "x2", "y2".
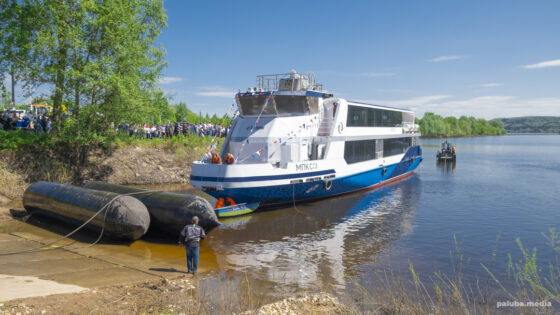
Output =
[{"x1": 296, "y1": 162, "x2": 318, "y2": 172}]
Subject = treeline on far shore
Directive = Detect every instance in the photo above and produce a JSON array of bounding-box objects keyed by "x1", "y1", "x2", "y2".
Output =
[{"x1": 416, "y1": 112, "x2": 507, "y2": 137}]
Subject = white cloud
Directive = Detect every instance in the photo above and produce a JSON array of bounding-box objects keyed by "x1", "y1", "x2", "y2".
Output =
[
  {"x1": 158, "y1": 76, "x2": 183, "y2": 84},
  {"x1": 195, "y1": 86, "x2": 237, "y2": 98},
  {"x1": 522, "y1": 59, "x2": 560, "y2": 69},
  {"x1": 356, "y1": 94, "x2": 560, "y2": 119},
  {"x1": 360, "y1": 72, "x2": 396, "y2": 77},
  {"x1": 481, "y1": 83, "x2": 503, "y2": 87},
  {"x1": 428, "y1": 56, "x2": 464, "y2": 62}
]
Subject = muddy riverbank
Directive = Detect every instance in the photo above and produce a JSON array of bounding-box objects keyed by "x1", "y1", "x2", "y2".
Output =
[{"x1": 0, "y1": 140, "x2": 209, "y2": 204}]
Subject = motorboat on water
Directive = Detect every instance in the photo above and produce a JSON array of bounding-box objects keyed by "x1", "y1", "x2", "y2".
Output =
[
  {"x1": 437, "y1": 140, "x2": 456, "y2": 161},
  {"x1": 190, "y1": 71, "x2": 423, "y2": 217}
]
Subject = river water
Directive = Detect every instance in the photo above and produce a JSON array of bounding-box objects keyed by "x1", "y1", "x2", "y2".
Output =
[{"x1": 136, "y1": 134, "x2": 559, "y2": 303}]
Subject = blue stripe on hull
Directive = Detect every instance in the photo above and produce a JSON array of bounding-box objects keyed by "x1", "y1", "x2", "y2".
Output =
[{"x1": 207, "y1": 146, "x2": 422, "y2": 206}]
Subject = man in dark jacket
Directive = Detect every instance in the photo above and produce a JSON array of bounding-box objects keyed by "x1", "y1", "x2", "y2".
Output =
[{"x1": 178, "y1": 216, "x2": 206, "y2": 274}]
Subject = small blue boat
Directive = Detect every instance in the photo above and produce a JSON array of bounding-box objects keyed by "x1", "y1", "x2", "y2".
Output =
[{"x1": 215, "y1": 202, "x2": 260, "y2": 218}]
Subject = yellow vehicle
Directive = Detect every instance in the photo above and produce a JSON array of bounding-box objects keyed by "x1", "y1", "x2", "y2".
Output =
[{"x1": 25, "y1": 104, "x2": 70, "y2": 119}]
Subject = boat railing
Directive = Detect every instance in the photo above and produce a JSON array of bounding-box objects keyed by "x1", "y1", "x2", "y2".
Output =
[
  {"x1": 255, "y1": 72, "x2": 323, "y2": 91},
  {"x1": 401, "y1": 123, "x2": 420, "y2": 133}
]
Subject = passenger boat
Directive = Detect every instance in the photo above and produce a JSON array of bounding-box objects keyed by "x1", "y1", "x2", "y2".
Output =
[{"x1": 190, "y1": 71, "x2": 423, "y2": 217}]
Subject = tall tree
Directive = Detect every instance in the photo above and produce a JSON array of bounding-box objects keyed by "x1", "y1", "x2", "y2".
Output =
[
  {"x1": 2, "y1": 0, "x2": 167, "y2": 134},
  {"x1": 0, "y1": 0, "x2": 35, "y2": 106}
]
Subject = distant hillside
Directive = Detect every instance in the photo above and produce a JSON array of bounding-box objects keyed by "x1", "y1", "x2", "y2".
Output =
[{"x1": 498, "y1": 116, "x2": 560, "y2": 134}]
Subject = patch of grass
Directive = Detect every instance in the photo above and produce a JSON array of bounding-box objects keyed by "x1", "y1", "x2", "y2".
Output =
[
  {"x1": 0, "y1": 130, "x2": 49, "y2": 151},
  {"x1": 114, "y1": 134, "x2": 217, "y2": 163},
  {"x1": 345, "y1": 232, "x2": 560, "y2": 314},
  {"x1": 0, "y1": 161, "x2": 27, "y2": 199}
]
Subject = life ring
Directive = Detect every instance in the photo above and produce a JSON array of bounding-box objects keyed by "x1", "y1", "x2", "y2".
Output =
[{"x1": 324, "y1": 179, "x2": 332, "y2": 191}]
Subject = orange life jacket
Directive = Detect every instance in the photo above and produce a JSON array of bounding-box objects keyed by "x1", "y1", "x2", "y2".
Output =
[
  {"x1": 224, "y1": 153, "x2": 235, "y2": 164},
  {"x1": 215, "y1": 198, "x2": 224, "y2": 209},
  {"x1": 211, "y1": 152, "x2": 221, "y2": 164}
]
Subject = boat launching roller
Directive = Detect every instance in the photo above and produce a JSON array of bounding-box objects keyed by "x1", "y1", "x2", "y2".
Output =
[
  {"x1": 83, "y1": 182, "x2": 220, "y2": 233},
  {"x1": 23, "y1": 182, "x2": 150, "y2": 241}
]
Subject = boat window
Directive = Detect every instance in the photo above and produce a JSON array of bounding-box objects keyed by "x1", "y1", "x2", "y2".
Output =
[
  {"x1": 238, "y1": 94, "x2": 320, "y2": 116},
  {"x1": 274, "y1": 95, "x2": 307, "y2": 115},
  {"x1": 347, "y1": 105, "x2": 403, "y2": 127},
  {"x1": 344, "y1": 139, "x2": 376, "y2": 164},
  {"x1": 237, "y1": 95, "x2": 278, "y2": 116},
  {"x1": 383, "y1": 137, "x2": 411, "y2": 157}
]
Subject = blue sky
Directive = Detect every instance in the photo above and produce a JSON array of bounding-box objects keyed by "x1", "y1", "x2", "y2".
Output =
[
  {"x1": 156, "y1": 0, "x2": 560, "y2": 119},
  {"x1": 6, "y1": 0, "x2": 560, "y2": 119}
]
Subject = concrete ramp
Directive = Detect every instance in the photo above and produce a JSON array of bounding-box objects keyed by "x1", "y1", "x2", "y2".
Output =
[{"x1": 0, "y1": 274, "x2": 87, "y2": 302}]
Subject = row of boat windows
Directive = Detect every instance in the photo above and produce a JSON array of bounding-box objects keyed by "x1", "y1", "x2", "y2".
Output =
[
  {"x1": 237, "y1": 95, "x2": 320, "y2": 116},
  {"x1": 346, "y1": 105, "x2": 403, "y2": 127},
  {"x1": 344, "y1": 138, "x2": 412, "y2": 164}
]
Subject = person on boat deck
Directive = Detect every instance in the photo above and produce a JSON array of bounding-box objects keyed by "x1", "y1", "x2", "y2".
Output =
[
  {"x1": 178, "y1": 216, "x2": 206, "y2": 275},
  {"x1": 447, "y1": 143, "x2": 451, "y2": 151},
  {"x1": 452, "y1": 146, "x2": 456, "y2": 154}
]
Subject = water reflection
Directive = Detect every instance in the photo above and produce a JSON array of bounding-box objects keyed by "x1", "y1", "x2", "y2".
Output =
[
  {"x1": 205, "y1": 174, "x2": 421, "y2": 291},
  {"x1": 436, "y1": 160, "x2": 456, "y2": 174}
]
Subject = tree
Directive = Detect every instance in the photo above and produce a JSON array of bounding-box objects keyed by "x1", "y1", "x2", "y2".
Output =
[
  {"x1": 0, "y1": 0, "x2": 35, "y2": 106},
  {"x1": 2, "y1": 0, "x2": 167, "y2": 135},
  {"x1": 175, "y1": 102, "x2": 189, "y2": 122}
]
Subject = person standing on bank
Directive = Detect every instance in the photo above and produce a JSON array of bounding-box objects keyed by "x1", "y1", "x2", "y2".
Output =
[{"x1": 179, "y1": 216, "x2": 206, "y2": 274}]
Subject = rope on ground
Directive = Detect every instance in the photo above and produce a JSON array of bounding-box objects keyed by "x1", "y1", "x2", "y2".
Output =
[{"x1": 0, "y1": 190, "x2": 163, "y2": 256}]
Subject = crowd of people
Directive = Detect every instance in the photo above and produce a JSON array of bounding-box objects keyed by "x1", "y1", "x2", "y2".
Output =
[
  {"x1": 115, "y1": 122, "x2": 230, "y2": 139},
  {"x1": 1, "y1": 108, "x2": 230, "y2": 139}
]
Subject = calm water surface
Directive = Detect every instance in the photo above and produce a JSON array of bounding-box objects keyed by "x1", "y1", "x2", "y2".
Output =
[{"x1": 150, "y1": 135, "x2": 560, "y2": 299}]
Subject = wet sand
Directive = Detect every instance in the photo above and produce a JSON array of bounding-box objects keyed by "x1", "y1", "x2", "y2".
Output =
[{"x1": 0, "y1": 202, "x2": 218, "y2": 301}]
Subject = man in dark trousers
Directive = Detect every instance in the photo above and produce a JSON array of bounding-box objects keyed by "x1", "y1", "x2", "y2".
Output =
[{"x1": 179, "y1": 216, "x2": 206, "y2": 274}]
